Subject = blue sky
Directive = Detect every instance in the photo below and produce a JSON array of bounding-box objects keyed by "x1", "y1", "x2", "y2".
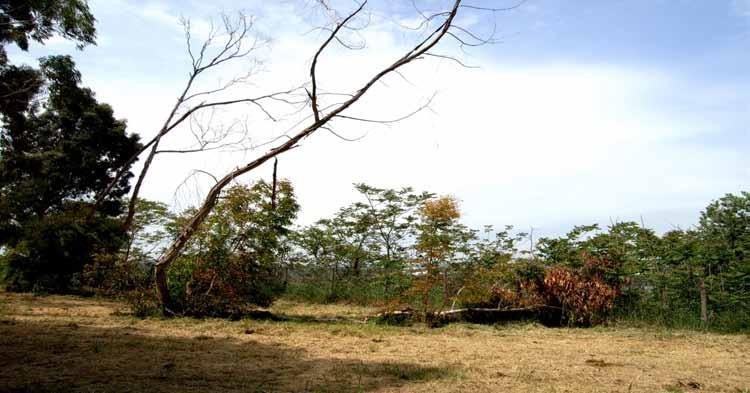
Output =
[{"x1": 7, "y1": 0, "x2": 749, "y2": 238}]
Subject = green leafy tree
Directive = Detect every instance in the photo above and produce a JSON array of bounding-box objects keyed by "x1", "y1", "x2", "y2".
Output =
[
  {"x1": 0, "y1": 55, "x2": 141, "y2": 292},
  {"x1": 699, "y1": 192, "x2": 750, "y2": 275},
  {"x1": 636, "y1": 194, "x2": 750, "y2": 329},
  {"x1": 536, "y1": 224, "x2": 600, "y2": 268},
  {"x1": 291, "y1": 209, "x2": 378, "y2": 303},
  {"x1": 123, "y1": 199, "x2": 175, "y2": 266},
  {"x1": 697, "y1": 192, "x2": 750, "y2": 326},
  {"x1": 289, "y1": 184, "x2": 433, "y2": 304},
  {"x1": 328, "y1": 203, "x2": 377, "y2": 277},
  {"x1": 469, "y1": 225, "x2": 525, "y2": 269},
  {"x1": 0, "y1": 0, "x2": 96, "y2": 64},
  {"x1": 537, "y1": 222, "x2": 659, "y2": 285},
  {"x1": 81, "y1": 199, "x2": 173, "y2": 295},
  {"x1": 166, "y1": 180, "x2": 299, "y2": 316},
  {"x1": 655, "y1": 230, "x2": 706, "y2": 318},
  {"x1": 290, "y1": 222, "x2": 340, "y2": 301},
  {"x1": 355, "y1": 184, "x2": 433, "y2": 296},
  {"x1": 455, "y1": 225, "x2": 530, "y2": 308}
]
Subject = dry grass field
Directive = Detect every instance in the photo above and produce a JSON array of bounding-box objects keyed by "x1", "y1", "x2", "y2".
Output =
[{"x1": 0, "y1": 291, "x2": 748, "y2": 393}]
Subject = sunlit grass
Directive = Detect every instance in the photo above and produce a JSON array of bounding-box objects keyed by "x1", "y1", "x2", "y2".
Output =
[{"x1": 1, "y1": 291, "x2": 748, "y2": 392}]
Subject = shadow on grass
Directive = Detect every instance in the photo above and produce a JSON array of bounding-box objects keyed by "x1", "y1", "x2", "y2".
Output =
[
  {"x1": 245, "y1": 310, "x2": 366, "y2": 326},
  {"x1": 0, "y1": 318, "x2": 457, "y2": 393}
]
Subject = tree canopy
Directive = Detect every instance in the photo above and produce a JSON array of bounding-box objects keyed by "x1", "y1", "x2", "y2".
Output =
[
  {"x1": 0, "y1": 0, "x2": 96, "y2": 63},
  {"x1": 0, "y1": 55, "x2": 141, "y2": 292}
]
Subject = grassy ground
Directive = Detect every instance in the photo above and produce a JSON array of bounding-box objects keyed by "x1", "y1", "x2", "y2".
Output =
[{"x1": 0, "y1": 292, "x2": 748, "y2": 393}]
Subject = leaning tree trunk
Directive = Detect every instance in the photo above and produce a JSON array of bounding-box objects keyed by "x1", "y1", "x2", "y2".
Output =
[
  {"x1": 153, "y1": 148, "x2": 281, "y2": 309},
  {"x1": 123, "y1": 139, "x2": 162, "y2": 231},
  {"x1": 152, "y1": 0, "x2": 463, "y2": 312}
]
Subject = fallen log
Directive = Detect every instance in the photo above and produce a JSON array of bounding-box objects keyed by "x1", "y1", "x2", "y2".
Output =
[
  {"x1": 371, "y1": 305, "x2": 561, "y2": 326},
  {"x1": 439, "y1": 307, "x2": 543, "y2": 324}
]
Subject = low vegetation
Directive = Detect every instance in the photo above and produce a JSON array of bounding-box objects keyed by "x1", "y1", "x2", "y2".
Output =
[
  {"x1": 3, "y1": 177, "x2": 749, "y2": 331},
  {"x1": 1, "y1": 1, "x2": 749, "y2": 392},
  {"x1": 1, "y1": 0, "x2": 748, "y2": 332},
  {"x1": 1, "y1": 292, "x2": 748, "y2": 393}
]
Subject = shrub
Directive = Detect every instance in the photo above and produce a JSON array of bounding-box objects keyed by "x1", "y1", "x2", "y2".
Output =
[
  {"x1": 458, "y1": 260, "x2": 546, "y2": 310},
  {"x1": 127, "y1": 288, "x2": 162, "y2": 318},
  {"x1": 542, "y1": 266, "x2": 619, "y2": 326},
  {"x1": 168, "y1": 253, "x2": 284, "y2": 318},
  {"x1": 454, "y1": 258, "x2": 619, "y2": 327},
  {"x1": 82, "y1": 253, "x2": 152, "y2": 296},
  {"x1": 2, "y1": 209, "x2": 126, "y2": 294}
]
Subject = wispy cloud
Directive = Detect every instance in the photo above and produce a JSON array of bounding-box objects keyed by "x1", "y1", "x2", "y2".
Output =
[{"x1": 9, "y1": 0, "x2": 747, "y2": 237}]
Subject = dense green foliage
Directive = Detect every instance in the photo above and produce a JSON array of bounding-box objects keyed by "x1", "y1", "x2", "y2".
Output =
[
  {"x1": 286, "y1": 185, "x2": 433, "y2": 304},
  {"x1": 163, "y1": 181, "x2": 299, "y2": 317},
  {"x1": 0, "y1": 0, "x2": 96, "y2": 64},
  {"x1": 283, "y1": 187, "x2": 749, "y2": 330},
  {"x1": 0, "y1": 0, "x2": 142, "y2": 294},
  {"x1": 81, "y1": 199, "x2": 173, "y2": 297},
  {"x1": 0, "y1": 55, "x2": 141, "y2": 293}
]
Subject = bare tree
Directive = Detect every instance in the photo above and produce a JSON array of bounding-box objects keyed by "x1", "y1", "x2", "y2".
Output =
[
  {"x1": 91, "y1": 12, "x2": 303, "y2": 230},
  {"x1": 138, "y1": 0, "x2": 518, "y2": 312}
]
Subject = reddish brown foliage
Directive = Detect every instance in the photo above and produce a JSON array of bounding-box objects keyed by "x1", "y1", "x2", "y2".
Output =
[
  {"x1": 542, "y1": 266, "x2": 619, "y2": 326},
  {"x1": 458, "y1": 256, "x2": 621, "y2": 326},
  {"x1": 486, "y1": 281, "x2": 547, "y2": 310}
]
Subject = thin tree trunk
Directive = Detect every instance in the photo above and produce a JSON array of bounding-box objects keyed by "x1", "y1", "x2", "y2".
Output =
[
  {"x1": 330, "y1": 260, "x2": 338, "y2": 298},
  {"x1": 271, "y1": 157, "x2": 278, "y2": 210},
  {"x1": 123, "y1": 228, "x2": 138, "y2": 265},
  {"x1": 123, "y1": 139, "x2": 161, "y2": 230},
  {"x1": 155, "y1": 263, "x2": 172, "y2": 313},
  {"x1": 699, "y1": 278, "x2": 708, "y2": 327},
  {"x1": 383, "y1": 245, "x2": 391, "y2": 296},
  {"x1": 383, "y1": 273, "x2": 390, "y2": 298},
  {"x1": 442, "y1": 269, "x2": 450, "y2": 310},
  {"x1": 353, "y1": 237, "x2": 365, "y2": 276}
]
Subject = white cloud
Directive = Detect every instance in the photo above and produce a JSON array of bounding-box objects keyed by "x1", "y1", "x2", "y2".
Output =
[
  {"x1": 23, "y1": 0, "x2": 746, "y2": 238},
  {"x1": 127, "y1": 52, "x2": 741, "y2": 237}
]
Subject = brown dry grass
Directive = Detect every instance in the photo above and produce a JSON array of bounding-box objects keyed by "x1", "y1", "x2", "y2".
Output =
[{"x1": 0, "y1": 291, "x2": 748, "y2": 393}]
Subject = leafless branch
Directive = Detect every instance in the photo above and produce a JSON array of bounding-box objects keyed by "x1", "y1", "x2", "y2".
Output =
[
  {"x1": 151, "y1": 0, "x2": 519, "y2": 310},
  {"x1": 322, "y1": 125, "x2": 368, "y2": 142},
  {"x1": 423, "y1": 52, "x2": 479, "y2": 68},
  {"x1": 192, "y1": 169, "x2": 219, "y2": 184},
  {"x1": 459, "y1": 1, "x2": 527, "y2": 12},
  {"x1": 309, "y1": 1, "x2": 368, "y2": 122},
  {"x1": 334, "y1": 93, "x2": 436, "y2": 124},
  {"x1": 155, "y1": 110, "x2": 253, "y2": 155},
  {"x1": 90, "y1": 11, "x2": 281, "y2": 231},
  {"x1": 450, "y1": 24, "x2": 498, "y2": 45}
]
